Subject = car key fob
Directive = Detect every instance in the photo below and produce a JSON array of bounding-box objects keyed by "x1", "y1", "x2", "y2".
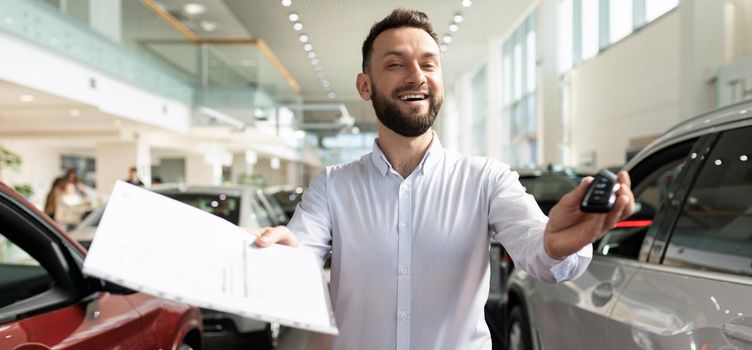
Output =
[{"x1": 580, "y1": 169, "x2": 619, "y2": 213}]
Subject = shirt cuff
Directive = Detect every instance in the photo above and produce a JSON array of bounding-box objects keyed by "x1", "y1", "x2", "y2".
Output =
[{"x1": 540, "y1": 243, "x2": 593, "y2": 283}]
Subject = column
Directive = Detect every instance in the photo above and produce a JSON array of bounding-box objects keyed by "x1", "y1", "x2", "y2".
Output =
[
  {"x1": 89, "y1": 0, "x2": 122, "y2": 43},
  {"x1": 678, "y1": 0, "x2": 725, "y2": 120},
  {"x1": 186, "y1": 153, "x2": 221, "y2": 186},
  {"x1": 96, "y1": 140, "x2": 151, "y2": 196},
  {"x1": 538, "y1": 0, "x2": 564, "y2": 166}
]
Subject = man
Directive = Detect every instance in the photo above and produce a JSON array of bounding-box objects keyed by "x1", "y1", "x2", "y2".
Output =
[
  {"x1": 252, "y1": 8, "x2": 635, "y2": 350},
  {"x1": 124, "y1": 166, "x2": 144, "y2": 187}
]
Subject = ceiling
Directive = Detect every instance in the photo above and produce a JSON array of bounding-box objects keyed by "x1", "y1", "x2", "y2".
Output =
[{"x1": 152, "y1": 0, "x2": 535, "y2": 127}]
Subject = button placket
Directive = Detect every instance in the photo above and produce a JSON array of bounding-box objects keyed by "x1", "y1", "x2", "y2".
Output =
[{"x1": 396, "y1": 177, "x2": 412, "y2": 349}]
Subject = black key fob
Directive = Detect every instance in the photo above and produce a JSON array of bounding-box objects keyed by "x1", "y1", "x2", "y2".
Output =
[{"x1": 580, "y1": 169, "x2": 619, "y2": 213}]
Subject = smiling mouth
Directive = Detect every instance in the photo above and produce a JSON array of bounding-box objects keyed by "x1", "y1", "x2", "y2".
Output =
[{"x1": 398, "y1": 94, "x2": 428, "y2": 102}]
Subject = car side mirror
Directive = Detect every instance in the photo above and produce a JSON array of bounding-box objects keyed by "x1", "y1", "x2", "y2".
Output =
[{"x1": 88, "y1": 277, "x2": 137, "y2": 295}]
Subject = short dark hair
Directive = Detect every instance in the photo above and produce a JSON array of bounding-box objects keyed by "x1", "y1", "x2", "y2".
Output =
[{"x1": 361, "y1": 8, "x2": 439, "y2": 73}]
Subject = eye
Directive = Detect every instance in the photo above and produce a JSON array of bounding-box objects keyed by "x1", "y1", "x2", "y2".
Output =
[{"x1": 388, "y1": 63, "x2": 403, "y2": 68}]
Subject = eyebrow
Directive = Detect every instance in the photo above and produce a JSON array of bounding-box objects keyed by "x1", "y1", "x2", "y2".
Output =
[{"x1": 382, "y1": 50, "x2": 440, "y2": 60}]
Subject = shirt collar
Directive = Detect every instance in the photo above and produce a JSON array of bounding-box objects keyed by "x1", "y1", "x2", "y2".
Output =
[{"x1": 370, "y1": 131, "x2": 444, "y2": 177}]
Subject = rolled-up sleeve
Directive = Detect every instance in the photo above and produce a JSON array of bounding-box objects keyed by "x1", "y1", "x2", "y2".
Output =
[
  {"x1": 487, "y1": 163, "x2": 591, "y2": 283},
  {"x1": 287, "y1": 169, "x2": 333, "y2": 265}
]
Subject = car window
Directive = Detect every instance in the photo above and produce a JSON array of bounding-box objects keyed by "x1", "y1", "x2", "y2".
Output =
[
  {"x1": 164, "y1": 193, "x2": 241, "y2": 225},
  {"x1": 0, "y1": 233, "x2": 54, "y2": 309},
  {"x1": 663, "y1": 127, "x2": 752, "y2": 276},
  {"x1": 596, "y1": 158, "x2": 687, "y2": 259},
  {"x1": 264, "y1": 195, "x2": 289, "y2": 224},
  {"x1": 249, "y1": 197, "x2": 273, "y2": 228}
]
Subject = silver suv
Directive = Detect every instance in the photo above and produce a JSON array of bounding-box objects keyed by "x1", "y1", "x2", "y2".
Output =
[{"x1": 505, "y1": 100, "x2": 752, "y2": 350}]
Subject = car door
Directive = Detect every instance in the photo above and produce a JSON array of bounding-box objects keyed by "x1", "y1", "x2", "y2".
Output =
[
  {"x1": 608, "y1": 126, "x2": 752, "y2": 349},
  {"x1": 529, "y1": 140, "x2": 697, "y2": 350},
  {"x1": 0, "y1": 187, "x2": 152, "y2": 349}
]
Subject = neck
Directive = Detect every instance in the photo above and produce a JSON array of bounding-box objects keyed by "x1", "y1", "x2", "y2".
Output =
[{"x1": 376, "y1": 123, "x2": 433, "y2": 178}]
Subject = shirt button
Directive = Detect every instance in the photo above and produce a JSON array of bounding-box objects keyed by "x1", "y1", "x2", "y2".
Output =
[
  {"x1": 399, "y1": 313, "x2": 407, "y2": 319},
  {"x1": 400, "y1": 267, "x2": 408, "y2": 274}
]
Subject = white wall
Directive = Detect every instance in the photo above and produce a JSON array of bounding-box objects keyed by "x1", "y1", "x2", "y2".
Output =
[
  {"x1": 0, "y1": 141, "x2": 61, "y2": 208},
  {"x1": 568, "y1": 11, "x2": 681, "y2": 169}
]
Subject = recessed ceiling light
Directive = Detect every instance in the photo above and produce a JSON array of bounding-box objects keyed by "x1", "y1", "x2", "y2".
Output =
[
  {"x1": 310, "y1": 58, "x2": 320, "y2": 65},
  {"x1": 440, "y1": 44, "x2": 448, "y2": 52},
  {"x1": 442, "y1": 35, "x2": 453, "y2": 44},
  {"x1": 200, "y1": 21, "x2": 218, "y2": 32},
  {"x1": 317, "y1": 71, "x2": 326, "y2": 78},
  {"x1": 307, "y1": 51, "x2": 317, "y2": 59},
  {"x1": 327, "y1": 92, "x2": 336, "y2": 99},
  {"x1": 303, "y1": 43, "x2": 313, "y2": 51},
  {"x1": 298, "y1": 33, "x2": 309, "y2": 42},
  {"x1": 183, "y1": 3, "x2": 206, "y2": 15},
  {"x1": 281, "y1": 0, "x2": 292, "y2": 6},
  {"x1": 315, "y1": 65, "x2": 323, "y2": 71},
  {"x1": 294, "y1": 130, "x2": 306, "y2": 139},
  {"x1": 69, "y1": 109, "x2": 80, "y2": 117},
  {"x1": 322, "y1": 80, "x2": 330, "y2": 87},
  {"x1": 449, "y1": 24, "x2": 459, "y2": 32},
  {"x1": 453, "y1": 13, "x2": 464, "y2": 23},
  {"x1": 293, "y1": 22, "x2": 303, "y2": 31},
  {"x1": 462, "y1": 0, "x2": 472, "y2": 7},
  {"x1": 19, "y1": 94, "x2": 34, "y2": 102},
  {"x1": 288, "y1": 12, "x2": 299, "y2": 22},
  {"x1": 352, "y1": 126, "x2": 360, "y2": 134}
]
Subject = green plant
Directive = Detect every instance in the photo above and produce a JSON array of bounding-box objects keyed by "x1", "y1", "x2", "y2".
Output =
[
  {"x1": 13, "y1": 184, "x2": 34, "y2": 198},
  {"x1": 238, "y1": 173, "x2": 267, "y2": 188},
  {"x1": 0, "y1": 146, "x2": 22, "y2": 181}
]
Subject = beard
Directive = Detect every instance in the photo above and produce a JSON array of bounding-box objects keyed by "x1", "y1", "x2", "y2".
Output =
[{"x1": 370, "y1": 81, "x2": 442, "y2": 137}]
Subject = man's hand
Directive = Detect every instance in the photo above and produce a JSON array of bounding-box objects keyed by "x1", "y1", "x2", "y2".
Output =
[
  {"x1": 544, "y1": 171, "x2": 636, "y2": 260},
  {"x1": 244, "y1": 226, "x2": 299, "y2": 248}
]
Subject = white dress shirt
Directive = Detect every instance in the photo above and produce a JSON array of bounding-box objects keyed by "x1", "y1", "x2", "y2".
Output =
[{"x1": 287, "y1": 134, "x2": 592, "y2": 350}]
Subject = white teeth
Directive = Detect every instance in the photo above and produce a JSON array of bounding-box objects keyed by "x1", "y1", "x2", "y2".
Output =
[{"x1": 400, "y1": 94, "x2": 426, "y2": 101}]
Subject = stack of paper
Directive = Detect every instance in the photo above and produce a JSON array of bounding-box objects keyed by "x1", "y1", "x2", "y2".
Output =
[{"x1": 83, "y1": 181, "x2": 338, "y2": 335}]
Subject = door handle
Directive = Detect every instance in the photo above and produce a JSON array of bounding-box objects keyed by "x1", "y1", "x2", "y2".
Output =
[{"x1": 723, "y1": 323, "x2": 752, "y2": 344}]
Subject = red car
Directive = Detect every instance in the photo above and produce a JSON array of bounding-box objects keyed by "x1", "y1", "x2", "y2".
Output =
[{"x1": 0, "y1": 182, "x2": 203, "y2": 349}]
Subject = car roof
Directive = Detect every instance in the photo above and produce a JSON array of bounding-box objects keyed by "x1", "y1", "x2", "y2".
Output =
[
  {"x1": 626, "y1": 99, "x2": 752, "y2": 169},
  {"x1": 515, "y1": 166, "x2": 588, "y2": 178},
  {"x1": 151, "y1": 184, "x2": 259, "y2": 197}
]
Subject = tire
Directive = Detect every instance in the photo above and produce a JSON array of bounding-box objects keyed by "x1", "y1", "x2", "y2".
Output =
[
  {"x1": 507, "y1": 305, "x2": 532, "y2": 350},
  {"x1": 177, "y1": 343, "x2": 194, "y2": 350}
]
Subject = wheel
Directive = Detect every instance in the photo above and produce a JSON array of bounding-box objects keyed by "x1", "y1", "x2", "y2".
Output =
[
  {"x1": 507, "y1": 305, "x2": 532, "y2": 350},
  {"x1": 177, "y1": 343, "x2": 194, "y2": 350}
]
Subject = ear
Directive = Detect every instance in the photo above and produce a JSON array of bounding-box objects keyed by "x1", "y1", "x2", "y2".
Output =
[{"x1": 356, "y1": 73, "x2": 372, "y2": 101}]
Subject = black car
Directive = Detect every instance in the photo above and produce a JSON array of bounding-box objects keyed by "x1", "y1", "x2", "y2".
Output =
[{"x1": 266, "y1": 186, "x2": 305, "y2": 219}]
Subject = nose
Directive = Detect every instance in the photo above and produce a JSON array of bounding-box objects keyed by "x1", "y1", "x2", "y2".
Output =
[{"x1": 403, "y1": 62, "x2": 427, "y2": 86}]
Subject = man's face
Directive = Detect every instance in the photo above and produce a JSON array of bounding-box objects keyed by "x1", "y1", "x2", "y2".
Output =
[{"x1": 358, "y1": 27, "x2": 444, "y2": 137}]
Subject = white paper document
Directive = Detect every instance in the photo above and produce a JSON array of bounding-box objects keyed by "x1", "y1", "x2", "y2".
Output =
[{"x1": 83, "y1": 181, "x2": 338, "y2": 335}]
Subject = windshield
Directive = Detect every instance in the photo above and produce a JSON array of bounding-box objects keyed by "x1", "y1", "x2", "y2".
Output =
[{"x1": 163, "y1": 193, "x2": 241, "y2": 225}]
